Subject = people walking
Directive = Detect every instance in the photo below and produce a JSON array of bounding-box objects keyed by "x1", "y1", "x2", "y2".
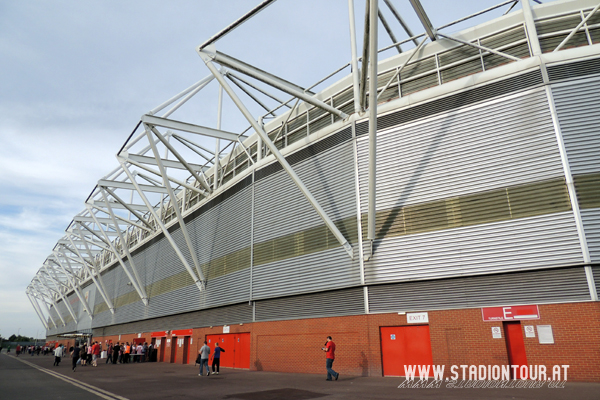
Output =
[
  {"x1": 80, "y1": 345, "x2": 88, "y2": 366},
  {"x1": 53, "y1": 345, "x2": 63, "y2": 366},
  {"x1": 71, "y1": 344, "x2": 81, "y2": 372},
  {"x1": 198, "y1": 341, "x2": 211, "y2": 376},
  {"x1": 123, "y1": 342, "x2": 130, "y2": 363},
  {"x1": 211, "y1": 342, "x2": 225, "y2": 375},
  {"x1": 142, "y1": 342, "x2": 148, "y2": 362},
  {"x1": 106, "y1": 342, "x2": 113, "y2": 364},
  {"x1": 113, "y1": 342, "x2": 121, "y2": 364},
  {"x1": 135, "y1": 343, "x2": 143, "y2": 362},
  {"x1": 322, "y1": 336, "x2": 339, "y2": 381},
  {"x1": 92, "y1": 341, "x2": 100, "y2": 367}
]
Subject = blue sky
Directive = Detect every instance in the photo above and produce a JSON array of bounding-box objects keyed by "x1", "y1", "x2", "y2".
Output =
[{"x1": 0, "y1": 0, "x2": 518, "y2": 340}]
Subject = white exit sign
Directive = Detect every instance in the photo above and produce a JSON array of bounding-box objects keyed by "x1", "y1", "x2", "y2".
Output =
[{"x1": 407, "y1": 312, "x2": 429, "y2": 323}]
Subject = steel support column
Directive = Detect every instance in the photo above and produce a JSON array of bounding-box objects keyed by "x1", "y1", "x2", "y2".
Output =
[
  {"x1": 348, "y1": 0, "x2": 362, "y2": 114},
  {"x1": 360, "y1": 0, "x2": 371, "y2": 110},
  {"x1": 215, "y1": 84, "x2": 224, "y2": 190},
  {"x1": 366, "y1": 0, "x2": 378, "y2": 258},
  {"x1": 521, "y1": 0, "x2": 542, "y2": 56},
  {"x1": 409, "y1": 0, "x2": 437, "y2": 40}
]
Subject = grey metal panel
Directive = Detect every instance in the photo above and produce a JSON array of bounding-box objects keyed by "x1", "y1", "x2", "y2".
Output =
[
  {"x1": 364, "y1": 212, "x2": 583, "y2": 284},
  {"x1": 92, "y1": 269, "x2": 252, "y2": 329},
  {"x1": 203, "y1": 268, "x2": 251, "y2": 308},
  {"x1": 55, "y1": 299, "x2": 73, "y2": 325},
  {"x1": 552, "y1": 77, "x2": 600, "y2": 175},
  {"x1": 358, "y1": 89, "x2": 564, "y2": 210},
  {"x1": 77, "y1": 287, "x2": 94, "y2": 331},
  {"x1": 251, "y1": 247, "x2": 361, "y2": 300},
  {"x1": 255, "y1": 287, "x2": 364, "y2": 322},
  {"x1": 368, "y1": 266, "x2": 591, "y2": 313},
  {"x1": 547, "y1": 57, "x2": 600, "y2": 82},
  {"x1": 581, "y1": 209, "x2": 600, "y2": 262},
  {"x1": 96, "y1": 303, "x2": 253, "y2": 336},
  {"x1": 374, "y1": 70, "x2": 544, "y2": 133},
  {"x1": 250, "y1": 139, "x2": 360, "y2": 299},
  {"x1": 254, "y1": 141, "x2": 357, "y2": 242},
  {"x1": 135, "y1": 233, "x2": 186, "y2": 289},
  {"x1": 187, "y1": 186, "x2": 252, "y2": 269}
]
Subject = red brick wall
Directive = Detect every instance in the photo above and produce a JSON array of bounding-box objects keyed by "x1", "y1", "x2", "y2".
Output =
[{"x1": 90, "y1": 301, "x2": 600, "y2": 382}]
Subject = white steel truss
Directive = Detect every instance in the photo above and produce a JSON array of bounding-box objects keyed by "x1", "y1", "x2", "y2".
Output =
[{"x1": 30, "y1": 0, "x2": 600, "y2": 334}]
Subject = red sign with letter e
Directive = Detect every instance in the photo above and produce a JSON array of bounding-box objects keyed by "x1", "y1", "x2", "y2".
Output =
[{"x1": 481, "y1": 305, "x2": 540, "y2": 321}]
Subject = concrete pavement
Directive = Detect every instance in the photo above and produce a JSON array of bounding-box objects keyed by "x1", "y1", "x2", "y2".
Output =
[{"x1": 2, "y1": 353, "x2": 599, "y2": 400}]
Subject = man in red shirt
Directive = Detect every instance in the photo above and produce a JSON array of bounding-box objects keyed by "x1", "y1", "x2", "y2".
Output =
[
  {"x1": 322, "y1": 336, "x2": 339, "y2": 381},
  {"x1": 91, "y1": 342, "x2": 101, "y2": 367}
]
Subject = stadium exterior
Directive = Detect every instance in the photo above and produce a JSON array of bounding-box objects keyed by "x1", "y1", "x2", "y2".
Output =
[{"x1": 27, "y1": 0, "x2": 600, "y2": 381}]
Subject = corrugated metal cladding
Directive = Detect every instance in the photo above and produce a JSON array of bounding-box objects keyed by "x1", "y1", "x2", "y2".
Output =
[
  {"x1": 368, "y1": 266, "x2": 591, "y2": 313},
  {"x1": 186, "y1": 185, "x2": 252, "y2": 280},
  {"x1": 91, "y1": 268, "x2": 251, "y2": 329},
  {"x1": 581, "y1": 210, "x2": 600, "y2": 263},
  {"x1": 357, "y1": 85, "x2": 582, "y2": 284},
  {"x1": 552, "y1": 76, "x2": 600, "y2": 175},
  {"x1": 365, "y1": 213, "x2": 582, "y2": 283},
  {"x1": 552, "y1": 74, "x2": 600, "y2": 264},
  {"x1": 254, "y1": 287, "x2": 364, "y2": 322},
  {"x1": 90, "y1": 186, "x2": 252, "y2": 325},
  {"x1": 547, "y1": 57, "x2": 600, "y2": 82},
  {"x1": 94, "y1": 303, "x2": 253, "y2": 337},
  {"x1": 359, "y1": 89, "x2": 564, "y2": 209},
  {"x1": 364, "y1": 70, "x2": 544, "y2": 135},
  {"x1": 252, "y1": 138, "x2": 361, "y2": 299},
  {"x1": 68, "y1": 289, "x2": 91, "y2": 332}
]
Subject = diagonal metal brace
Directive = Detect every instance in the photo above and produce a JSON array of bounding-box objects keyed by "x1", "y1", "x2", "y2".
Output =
[
  {"x1": 201, "y1": 47, "x2": 348, "y2": 120},
  {"x1": 199, "y1": 51, "x2": 354, "y2": 260}
]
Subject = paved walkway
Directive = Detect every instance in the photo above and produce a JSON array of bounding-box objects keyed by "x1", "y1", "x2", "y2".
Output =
[{"x1": 2, "y1": 353, "x2": 599, "y2": 400}]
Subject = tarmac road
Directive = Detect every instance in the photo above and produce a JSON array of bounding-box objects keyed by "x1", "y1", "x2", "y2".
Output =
[{"x1": 1, "y1": 353, "x2": 599, "y2": 400}]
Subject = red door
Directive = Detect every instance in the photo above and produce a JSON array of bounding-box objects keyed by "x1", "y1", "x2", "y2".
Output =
[
  {"x1": 503, "y1": 322, "x2": 528, "y2": 379},
  {"x1": 233, "y1": 333, "x2": 250, "y2": 369},
  {"x1": 182, "y1": 337, "x2": 190, "y2": 364},
  {"x1": 206, "y1": 333, "x2": 250, "y2": 369},
  {"x1": 170, "y1": 337, "x2": 177, "y2": 363},
  {"x1": 159, "y1": 337, "x2": 166, "y2": 362},
  {"x1": 380, "y1": 326, "x2": 433, "y2": 377}
]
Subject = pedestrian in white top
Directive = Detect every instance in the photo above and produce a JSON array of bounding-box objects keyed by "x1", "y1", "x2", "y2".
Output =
[{"x1": 53, "y1": 345, "x2": 63, "y2": 366}]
